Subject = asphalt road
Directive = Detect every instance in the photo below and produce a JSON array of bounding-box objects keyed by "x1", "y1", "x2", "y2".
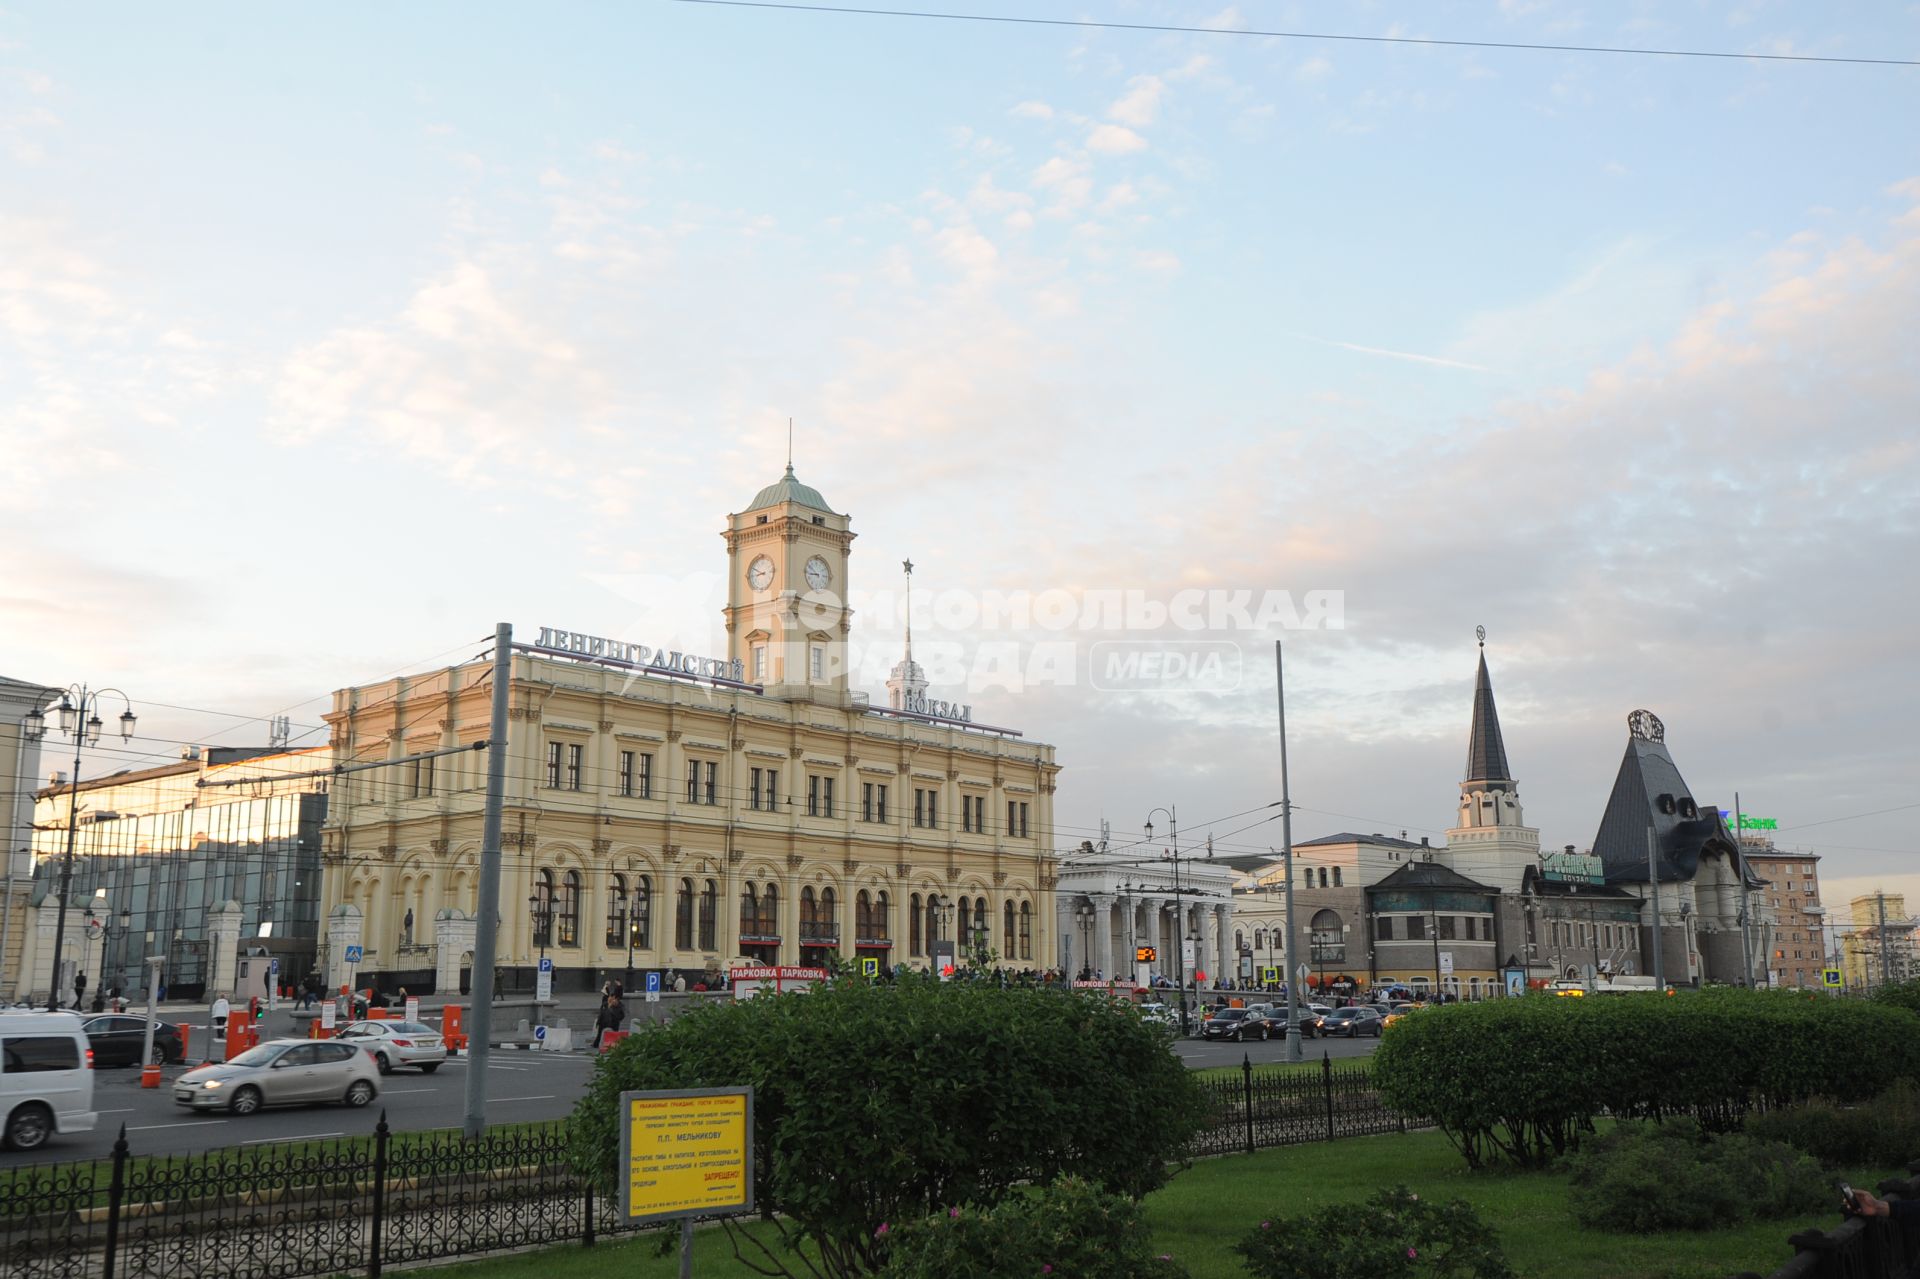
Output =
[
  {"x1": 1172, "y1": 1030, "x2": 1381, "y2": 1070},
  {"x1": 3, "y1": 1047, "x2": 603, "y2": 1165}
]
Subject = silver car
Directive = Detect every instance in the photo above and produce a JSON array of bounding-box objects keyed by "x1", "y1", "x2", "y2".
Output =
[
  {"x1": 335, "y1": 1020, "x2": 447, "y2": 1074},
  {"x1": 173, "y1": 1038, "x2": 380, "y2": 1114}
]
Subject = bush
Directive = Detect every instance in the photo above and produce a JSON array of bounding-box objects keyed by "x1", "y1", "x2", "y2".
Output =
[
  {"x1": 1235, "y1": 1186, "x2": 1514, "y2": 1279},
  {"x1": 874, "y1": 1177, "x2": 1188, "y2": 1279},
  {"x1": 1873, "y1": 980, "x2": 1920, "y2": 1016},
  {"x1": 569, "y1": 974, "x2": 1207, "y2": 1277},
  {"x1": 1564, "y1": 1120, "x2": 1829, "y2": 1232},
  {"x1": 1747, "y1": 1080, "x2": 1920, "y2": 1168},
  {"x1": 1371, "y1": 989, "x2": 1920, "y2": 1169}
]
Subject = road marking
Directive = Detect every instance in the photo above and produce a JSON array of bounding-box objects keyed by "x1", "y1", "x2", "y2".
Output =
[
  {"x1": 130, "y1": 1121, "x2": 226, "y2": 1131},
  {"x1": 384, "y1": 1088, "x2": 433, "y2": 1094},
  {"x1": 493, "y1": 1095, "x2": 557, "y2": 1102},
  {"x1": 98, "y1": 1108, "x2": 137, "y2": 1114},
  {"x1": 244, "y1": 1132, "x2": 342, "y2": 1145}
]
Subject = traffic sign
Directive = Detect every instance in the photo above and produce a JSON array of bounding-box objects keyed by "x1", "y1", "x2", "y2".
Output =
[
  {"x1": 538, "y1": 956, "x2": 554, "y2": 973},
  {"x1": 1823, "y1": 968, "x2": 1843, "y2": 988},
  {"x1": 1262, "y1": 965, "x2": 1280, "y2": 985},
  {"x1": 646, "y1": 972, "x2": 662, "y2": 1003},
  {"x1": 269, "y1": 958, "x2": 279, "y2": 975},
  {"x1": 859, "y1": 957, "x2": 879, "y2": 977},
  {"x1": 534, "y1": 1025, "x2": 547, "y2": 1042},
  {"x1": 344, "y1": 945, "x2": 364, "y2": 964}
]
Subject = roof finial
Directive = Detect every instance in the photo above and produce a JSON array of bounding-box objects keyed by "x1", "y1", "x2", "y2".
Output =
[
  {"x1": 786, "y1": 418, "x2": 794, "y2": 476},
  {"x1": 902, "y1": 558, "x2": 915, "y2": 662},
  {"x1": 1476, "y1": 624, "x2": 1486, "y2": 649}
]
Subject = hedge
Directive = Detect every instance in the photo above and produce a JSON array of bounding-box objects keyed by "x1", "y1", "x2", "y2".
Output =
[{"x1": 1370, "y1": 989, "x2": 1920, "y2": 1169}]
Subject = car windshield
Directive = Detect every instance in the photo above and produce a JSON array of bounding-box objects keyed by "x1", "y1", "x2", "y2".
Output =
[
  {"x1": 1213, "y1": 1010, "x2": 1246, "y2": 1020},
  {"x1": 226, "y1": 1044, "x2": 284, "y2": 1068}
]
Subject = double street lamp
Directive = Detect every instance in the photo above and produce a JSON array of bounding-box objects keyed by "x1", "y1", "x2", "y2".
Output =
[
  {"x1": 1145, "y1": 806, "x2": 1191, "y2": 1034},
  {"x1": 24, "y1": 685, "x2": 136, "y2": 1010},
  {"x1": 1074, "y1": 902, "x2": 1094, "y2": 979}
]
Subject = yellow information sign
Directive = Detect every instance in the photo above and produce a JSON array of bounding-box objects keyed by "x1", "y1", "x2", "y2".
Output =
[{"x1": 618, "y1": 1087, "x2": 755, "y2": 1223}]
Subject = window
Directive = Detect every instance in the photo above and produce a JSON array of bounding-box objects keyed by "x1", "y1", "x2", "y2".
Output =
[
  {"x1": 533, "y1": 869, "x2": 555, "y2": 948},
  {"x1": 1376, "y1": 916, "x2": 1395, "y2": 941},
  {"x1": 863, "y1": 783, "x2": 888, "y2": 823},
  {"x1": 411, "y1": 755, "x2": 434, "y2": 798},
  {"x1": 605, "y1": 876, "x2": 628, "y2": 949},
  {"x1": 699, "y1": 879, "x2": 717, "y2": 951},
  {"x1": 1008, "y1": 801, "x2": 1017, "y2": 836},
  {"x1": 1317, "y1": 867, "x2": 1328, "y2": 889},
  {"x1": 1332, "y1": 866, "x2": 1343, "y2": 887},
  {"x1": 2, "y1": 1036, "x2": 80, "y2": 1072},
  {"x1": 1004, "y1": 900, "x2": 1015, "y2": 955},
  {"x1": 748, "y1": 767, "x2": 779, "y2": 811},
  {"x1": 808, "y1": 775, "x2": 834, "y2": 817},
  {"x1": 632, "y1": 875, "x2": 652, "y2": 947},
  {"x1": 675, "y1": 878, "x2": 694, "y2": 950},
  {"x1": 546, "y1": 742, "x2": 563, "y2": 788},
  {"x1": 565, "y1": 744, "x2": 582, "y2": 790},
  {"x1": 1302, "y1": 869, "x2": 1312, "y2": 889},
  {"x1": 817, "y1": 887, "x2": 836, "y2": 944},
  {"x1": 925, "y1": 896, "x2": 940, "y2": 950},
  {"x1": 1407, "y1": 914, "x2": 1427, "y2": 941},
  {"x1": 757, "y1": 883, "x2": 778, "y2": 936},
  {"x1": 809, "y1": 645, "x2": 824, "y2": 681},
  {"x1": 559, "y1": 870, "x2": 582, "y2": 947},
  {"x1": 741, "y1": 884, "x2": 760, "y2": 937},
  {"x1": 685, "y1": 760, "x2": 717, "y2": 805},
  {"x1": 910, "y1": 893, "x2": 923, "y2": 956},
  {"x1": 635, "y1": 753, "x2": 654, "y2": 798},
  {"x1": 618, "y1": 751, "x2": 635, "y2": 797},
  {"x1": 914, "y1": 788, "x2": 938, "y2": 828},
  {"x1": 873, "y1": 891, "x2": 890, "y2": 943},
  {"x1": 704, "y1": 761, "x2": 716, "y2": 805},
  {"x1": 856, "y1": 890, "x2": 873, "y2": 939},
  {"x1": 962, "y1": 795, "x2": 986, "y2": 833},
  {"x1": 1019, "y1": 802, "x2": 1029, "y2": 837},
  {"x1": 1018, "y1": 901, "x2": 1032, "y2": 959},
  {"x1": 1438, "y1": 915, "x2": 1456, "y2": 941},
  {"x1": 752, "y1": 645, "x2": 767, "y2": 682},
  {"x1": 687, "y1": 760, "x2": 699, "y2": 802}
]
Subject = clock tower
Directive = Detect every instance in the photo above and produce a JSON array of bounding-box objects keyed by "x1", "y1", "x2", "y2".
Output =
[{"x1": 723, "y1": 465, "x2": 856, "y2": 701}]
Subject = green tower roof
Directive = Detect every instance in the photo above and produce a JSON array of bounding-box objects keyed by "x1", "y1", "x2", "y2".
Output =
[{"x1": 748, "y1": 465, "x2": 835, "y2": 514}]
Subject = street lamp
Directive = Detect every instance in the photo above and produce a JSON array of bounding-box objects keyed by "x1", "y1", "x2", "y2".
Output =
[
  {"x1": 528, "y1": 891, "x2": 553, "y2": 986},
  {"x1": 1074, "y1": 902, "x2": 1094, "y2": 980},
  {"x1": 25, "y1": 684, "x2": 136, "y2": 1010},
  {"x1": 84, "y1": 893, "x2": 133, "y2": 1007},
  {"x1": 1145, "y1": 806, "x2": 1190, "y2": 1034}
]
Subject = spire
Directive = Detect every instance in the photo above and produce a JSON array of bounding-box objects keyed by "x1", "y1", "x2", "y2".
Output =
[
  {"x1": 902, "y1": 558, "x2": 914, "y2": 666},
  {"x1": 887, "y1": 557, "x2": 928, "y2": 711},
  {"x1": 1464, "y1": 627, "x2": 1512, "y2": 786}
]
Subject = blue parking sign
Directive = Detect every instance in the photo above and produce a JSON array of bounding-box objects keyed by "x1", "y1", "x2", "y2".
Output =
[
  {"x1": 645, "y1": 972, "x2": 662, "y2": 993},
  {"x1": 538, "y1": 956, "x2": 553, "y2": 973}
]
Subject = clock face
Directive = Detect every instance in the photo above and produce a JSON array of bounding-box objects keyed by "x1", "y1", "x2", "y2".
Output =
[
  {"x1": 747, "y1": 556, "x2": 775, "y2": 591},
  {"x1": 804, "y1": 556, "x2": 832, "y2": 591}
]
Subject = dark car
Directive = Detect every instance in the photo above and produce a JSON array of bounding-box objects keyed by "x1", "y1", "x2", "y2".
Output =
[
  {"x1": 81, "y1": 1015, "x2": 183, "y2": 1067},
  {"x1": 1320, "y1": 1007, "x2": 1384, "y2": 1038},
  {"x1": 1201, "y1": 1009, "x2": 1272, "y2": 1042},
  {"x1": 1271, "y1": 1009, "x2": 1323, "y2": 1039}
]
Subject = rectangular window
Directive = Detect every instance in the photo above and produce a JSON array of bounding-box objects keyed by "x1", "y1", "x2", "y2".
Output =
[
  {"x1": 750, "y1": 767, "x2": 763, "y2": 811},
  {"x1": 765, "y1": 768, "x2": 777, "y2": 810},
  {"x1": 411, "y1": 755, "x2": 434, "y2": 798},
  {"x1": 864, "y1": 783, "x2": 876, "y2": 822},
  {"x1": 1438, "y1": 915, "x2": 1457, "y2": 941},
  {"x1": 3, "y1": 1036, "x2": 80, "y2": 1071},
  {"x1": 1376, "y1": 916, "x2": 1394, "y2": 941},
  {"x1": 567, "y1": 744, "x2": 583, "y2": 791},
  {"x1": 875, "y1": 784, "x2": 887, "y2": 823},
  {"x1": 752, "y1": 645, "x2": 767, "y2": 682},
  {"x1": 546, "y1": 742, "x2": 563, "y2": 788},
  {"x1": 618, "y1": 751, "x2": 634, "y2": 797},
  {"x1": 704, "y1": 761, "x2": 717, "y2": 805},
  {"x1": 1019, "y1": 802, "x2": 1029, "y2": 837},
  {"x1": 1407, "y1": 915, "x2": 1427, "y2": 941},
  {"x1": 914, "y1": 788, "x2": 938, "y2": 828},
  {"x1": 809, "y1": 646, "x2": 824, "y2": 681},
  {"x1": 687, "y1": 760, "x2": 700, "y2": 803},
  {"x1": 809, "y1": 775, "x2": 833, "y2": 817},
  {"x1": 1007, "y1": 800, "x2": 1017, "y2": 835},
  {"x1": 637, "y1": 752, "x2": 652, "y2": 799}
]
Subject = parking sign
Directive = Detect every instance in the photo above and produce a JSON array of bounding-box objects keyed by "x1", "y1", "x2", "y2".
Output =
[{"x1": 645, "y1": 971, "x2": 662, "y2": 1004}]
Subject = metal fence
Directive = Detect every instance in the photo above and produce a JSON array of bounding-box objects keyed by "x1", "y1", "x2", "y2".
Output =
[
  {"x1": 3, "y1": 1060, "x2": 1411, "y2": 1279},
  {"x1": 1187, "y1": 1056, "x2": 1416, "y2": 1158}
]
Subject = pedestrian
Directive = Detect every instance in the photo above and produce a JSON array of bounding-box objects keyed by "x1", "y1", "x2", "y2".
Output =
[
  {"x1": 1848, "y1": 1189, "x2": 1919, "y2": 1220},
  {"x1": 73, "y1": 972, "x2": 88, "y2": 1010},
  {"x1": 672, "y1": 973, "x2": 687, "y2": 993}
]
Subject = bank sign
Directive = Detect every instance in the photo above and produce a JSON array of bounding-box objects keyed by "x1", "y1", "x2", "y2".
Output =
[
  {"x1": 535, "y1": 627, "x2": 746, "y2": 683},
  {"x1": 1541, "y1": 851, "x2": 1605, "y2": 885}
]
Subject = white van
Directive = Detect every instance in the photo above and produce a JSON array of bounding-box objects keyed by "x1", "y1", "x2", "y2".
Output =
[{"x1": 1, "y1": 1009, "x2": 98, "y2": 1152}]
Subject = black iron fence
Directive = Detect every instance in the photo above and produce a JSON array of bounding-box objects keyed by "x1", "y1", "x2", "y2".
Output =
[
  {"x1": 4, "y1": 1060, "x2": 1413, "y2": 1279},
  {"x1": 1187, "y1": 1056, "x2": 1417, "y2": 1158},
  {"x1": 1736, "y1": 1168, "x2": 1920, "y2": 1279}
]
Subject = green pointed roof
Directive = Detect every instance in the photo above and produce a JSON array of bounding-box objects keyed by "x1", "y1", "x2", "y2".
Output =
[{"x1": 748, "y1": 465, "x2": 835, "y2": 515}]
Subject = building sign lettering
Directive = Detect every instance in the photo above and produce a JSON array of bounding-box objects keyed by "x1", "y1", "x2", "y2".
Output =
[
  {"x1": 1540, "y1": 851, "x2": 1605, "y2": 885},
  {"x1": 535, "y1": 627, "x2": 745, "y2": 683},
  {"x1": 898, "y1": 690, "x2": 972, "y2": 723}
]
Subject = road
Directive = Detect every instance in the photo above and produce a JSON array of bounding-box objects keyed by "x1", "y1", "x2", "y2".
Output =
[
  {"x1": 6, "y1": 1020, "x2": 1379, "y2": 1166},
  {"x1": 3, "y1": 1047, "x2": 602, "y2": 1165}
]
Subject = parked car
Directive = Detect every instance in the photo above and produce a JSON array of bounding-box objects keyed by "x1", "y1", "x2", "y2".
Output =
[
  {"x1": 1320, "y1": 1007, "x2": 1385, "y2": 1038},
  {"x1": 82, "y1": 1014, "x2": 184, "y2": 1067},
  {"x1": 174, "y1": 1038, "x2": 380, "y2": 1114},
  {"x1": 1201, "y1": 1008, "x2": 1273, "y2": 1041},
  {"x1": 335, "y1": 1020, "x2": 447, "y2": 1073},
  {"x1": 1, "y1": 1010, "x2": 98, "y2": 1152}
]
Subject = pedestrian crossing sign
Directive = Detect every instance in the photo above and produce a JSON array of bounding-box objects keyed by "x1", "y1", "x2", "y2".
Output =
[
  {"x1": 860, "y1": 957, "x2": 879, "y2": 977},
  {"x1": 1262, "y1": 966, "x2": 1280, "y2": 984},
  {"x1": 1822, "y1": 968, "x2": 1843, "y2": 988}
]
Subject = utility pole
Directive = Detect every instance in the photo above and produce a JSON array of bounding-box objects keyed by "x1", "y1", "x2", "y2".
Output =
[
  {"x1": 463, "y1": 624, "x2": 511, "y2": 1140},
  {"x1": 1735, "y1": 791, "x2": 1754, "y2": 988},
  {"x1": 1647, "y1": 827, "x2": 1665, "y2": 990},
  {"x1": 1878, "y1": 892, "x2": 1893, "y2": 991},
  {"x1": 1276, "y1": 642, "x2": 1304, "y2": 1064}
]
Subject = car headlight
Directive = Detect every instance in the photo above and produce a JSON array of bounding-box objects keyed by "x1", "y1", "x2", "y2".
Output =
[{"x1": 202, "y1": 1079, "x2": 224, "y2": 1089}]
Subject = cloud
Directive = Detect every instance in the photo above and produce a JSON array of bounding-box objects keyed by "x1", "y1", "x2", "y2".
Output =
[
  {"x1": 1108, "y1": 75, "x2": 1164, "y2": 127},
  {"x1": 1087, "y1": 123, "x2": 1148, "y2": 155},
  {"x1": 1011, "y1": 100, "x2": 1054, "y2": 120},
  {"x1": 1288, "y1": 332, "x2": 1491, "y2": 371}
]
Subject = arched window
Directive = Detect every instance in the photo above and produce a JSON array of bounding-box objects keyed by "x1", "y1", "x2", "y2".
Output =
[
  {"x1": 856, "y1": 890, "x2": 872, "y2": 939},
  {"x1": 533, "y1": 868, "x2": 556, "y2": 948},
  {"x1": 699, "y1": 879, "x2": 717, "y2": 951},
  {"x1": 606, "y1": 873, "x2": 628, "y2": 949},
  {"x1": 874, "y1": 891, "x2": 890, "y2": 943},
  {"x1": 740, "y1": 884, "x2": 760, "y2": 938},
  {"x1": 800, "y1": 886, "x2": 818, "y2": 940},
  {"x1": 956, "y1": 898, "x2": 970, "y2": 943},
  {"x1": 974, "y1": 896, "x2": 989, "y2": 951},
  {"x1": 926, "y1": 896, "x2": 940, "y2": 950},
  {"x1": 1004, "y1": 900, "x2": 1015, "y2": 955},
  {"x1": 819, "y1": 887, "x2": 837, "y2": 943},
  {"x1": 675, "y1": 877, "x2": 694, "y2": 950},
  {"x1": 760, "y1": 882, "x2": 778, "y2": 936},
  {"x1": 559, "y1": 869, "x2": 582, "y2": 947},
  {"x1": 909, "y1": 893, "x2": 922, "y2": 955},
  {"x1": 1303, "y1": 868, "x2": 1312, "y2": 889},
  {"x1": 1309, "y1": 908, "x2": 1343, "y2": 965},
  {"x1": 1317, "y1": 867, "x2": 1328, "y2": 889},
  {"x1": 633, "y1": 874, "x2": 652, "y2": 948},
  {"x1": 1018, "y1": 901, "x2": 1031, "y2": 959},
  {"x1": 1333, "y1": 866, "x2": 1343, "y2": 887},
  {"x1": 1235, "y1": 929, "x2": 1244, "y2": 953}
]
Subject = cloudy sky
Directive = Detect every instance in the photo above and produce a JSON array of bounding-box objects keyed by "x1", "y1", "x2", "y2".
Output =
[{"x1": 4, "y1": 3, "x2": 1917, "y2": 912}]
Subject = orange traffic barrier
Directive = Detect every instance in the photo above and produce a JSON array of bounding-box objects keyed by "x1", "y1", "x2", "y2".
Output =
[
  {"x1": 224, "y1": 1023, "x2": 258, "y2": 1060},
  {"x1": 368, "y1": 1007, "x2": 390, "y2": 1020},
  {"x1": 179, "y1": 1024, "x2": 192, "y2": 1060},
  {"x1": 140, "y1": 1063, "x2": 162, "y2": 1088},
  {"x1": 598, "y1": 1030, "x2": 629, "y2": 1052},
  {"x1": 440, "y1": 1005, "x2": 466, "y2": 1053}
]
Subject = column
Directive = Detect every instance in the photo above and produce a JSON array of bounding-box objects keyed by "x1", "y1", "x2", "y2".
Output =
[
  {"x1": 435, "y1": 907, "x2": 475, "y2": 994},
  {"x1": 1056, "y1": 896, "x2": 1075, "y2": 972},
  {"x1": 1200, "y1": 907, "x2": 1219, "y2": 987},
  {"x1": 1091, "y1": 893, "x2": 1114, "y2": 980},
  {"x1": 207, "y1": 900, "x2": 243, "y2": 999},
  {"x1": 1216, "y1": 905, "x2": 1233, "y2": 988}
]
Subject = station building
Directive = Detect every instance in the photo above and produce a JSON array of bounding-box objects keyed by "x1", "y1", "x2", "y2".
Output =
[{"x1": 316, "y1": 468, "x2": 1062, "y2": 994}]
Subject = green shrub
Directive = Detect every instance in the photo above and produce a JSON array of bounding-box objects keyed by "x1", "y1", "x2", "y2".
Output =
[
  {"x1": 1873, "y1": 980, "x2": 1920, "y2": 1016},
  {"x1": 874, "y1": 1177, "x2": 1188, "y2": 1279},
  {"x1": 1747, "y1": 1080, "x2": 1920, "y2": 1168},
  {"x1": 569, "y1": 974, "x2": 1207, "y2": 1277},
  {"x1": 1235, "y1": 1185, "x2": 1514, "y2": 1279},
  {"x1": 1564, "y1": 1120, "x2": 1829, "y2": 1232},
  {"x1": 1371, "y1": 989, "x2": 1920, "y2": 1169}
]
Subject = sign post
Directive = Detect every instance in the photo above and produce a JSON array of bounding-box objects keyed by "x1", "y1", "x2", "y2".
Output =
[
  {"x1": 618, "y1": 1087, "x2": 754, "y2": 1279},
  {"x1": 646, "y1": 972, "x2": 662, "y2": 1004},
  {"x1": 536, "y1": 955, "x2": 553, "y2": 1004},
  {"x1": 268, "y1": 958, "x2": 279, "y2": 1011}
]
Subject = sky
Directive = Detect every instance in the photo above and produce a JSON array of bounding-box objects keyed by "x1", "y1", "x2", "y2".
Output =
[{"x1": 4, "y1": 2, "x2": 1918, "y2": 914}]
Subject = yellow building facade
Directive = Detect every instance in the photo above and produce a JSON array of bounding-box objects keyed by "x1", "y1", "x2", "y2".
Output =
[{"x1": 317, "y1": 469, "x2": 1061, "y2": 993}]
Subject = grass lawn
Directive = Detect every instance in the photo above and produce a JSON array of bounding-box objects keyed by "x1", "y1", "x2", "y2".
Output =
[{"x1": 396, "y1": 1129, "x2": 1883, "y2": 1279}]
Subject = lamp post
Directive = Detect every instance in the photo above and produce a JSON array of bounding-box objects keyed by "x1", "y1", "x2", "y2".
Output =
[
  {"x1": 83, "y1": 893, "x2": 133, "y2": 1007},
  {"x1": 528, "y1": 892, "x2": 552, "y2": 992},
  {"x1": 1145, "y1": 806, "x2": 1188, "y2": 1034},
  {"x1": 23, "y1": 685, "x2": 136, "y2": 1010},
  {"x1": 1074, "y1": 902, "x2": 1094, "y2": 979}
]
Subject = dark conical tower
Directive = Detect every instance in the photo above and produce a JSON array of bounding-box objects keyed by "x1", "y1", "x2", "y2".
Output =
[
  {"x1": 1464, "y1": 645, "x2": 1512, "y2": 787},
  {"x1": 1445, "y1": 628, "x2": 1539, "y2": 892}
]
